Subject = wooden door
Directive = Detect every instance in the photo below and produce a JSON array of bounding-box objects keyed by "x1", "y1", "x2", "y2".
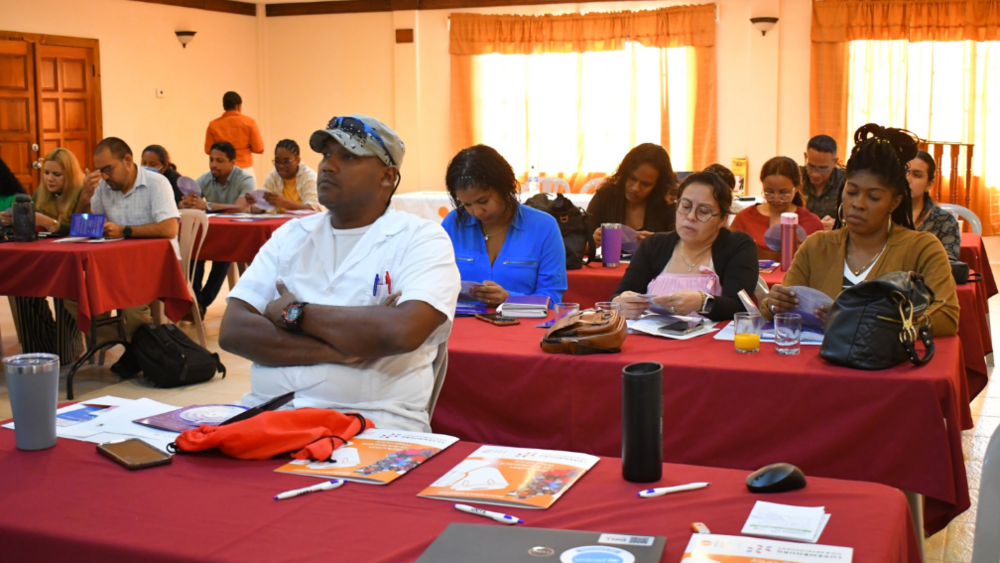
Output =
[
  {"x1": 35, "y1": 44, "x2": 98, "y2": 173},
  {"x1": 0, "y1": 40, "x2": 38, "y2": 192}
]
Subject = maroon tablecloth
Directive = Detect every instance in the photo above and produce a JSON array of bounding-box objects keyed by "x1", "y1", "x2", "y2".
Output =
[
  {"x1": 961, "y1": 233, "x2": 997, "y2": 297},
  {"x1": 435, "y1": 318, "x2": 972, "y2": 535},
  {"x1": 760, "y1": 268, "x2": 991, "y2": 398},
  {"x1": 0, "y1": 239, "x2": 191, "y2": 332},
  {"x1": 197, "y1": 217, "x2": 291, "y2": 263},
  {"x1": 564, "y1": 264, "x2": 628, "y2": 307},
  {"x1": 0, "y1": 434, "x2": 920, "y2": 563}
]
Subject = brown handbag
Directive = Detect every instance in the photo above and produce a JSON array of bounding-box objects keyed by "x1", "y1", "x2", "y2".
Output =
[{"x1": 540, "y1": 309, "x2": 627, "y2": 355}]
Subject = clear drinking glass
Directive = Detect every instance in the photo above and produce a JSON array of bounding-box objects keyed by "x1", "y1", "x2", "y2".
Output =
[
  {"x1": 774, "y1": 313, "x2": 802, "y2": 356},
  {"x1": 555, "y1": 302, "x2": 580, "y2": 320},
  {"x1": 733, "y1": 313, "x2": 762, "y2": 354},
  {"x1": 595, "y1": 301, "x2": 620, "y2": 312}
]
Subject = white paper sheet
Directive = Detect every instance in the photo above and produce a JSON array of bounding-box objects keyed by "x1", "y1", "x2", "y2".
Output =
[
  {"x1": 714, "y1": 320, "x2": 824, "y2": 345},
  {"x1": 742, "y1": 501, "x2": 831, "y2": 543}
]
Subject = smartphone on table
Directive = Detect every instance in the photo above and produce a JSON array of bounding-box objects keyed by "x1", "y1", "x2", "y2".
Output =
[
  {"x1": 97, "y1": 438, "x2": 173, "y2": 470},
  {"x1": 475, "y1": 313, "x2": 521, "y2": 327}
]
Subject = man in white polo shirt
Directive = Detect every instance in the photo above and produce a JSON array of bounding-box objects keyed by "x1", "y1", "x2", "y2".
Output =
[
  {"x1": 219, "y1": 115, "x2": 460, "y2": 432},
  {"x1": 69, "y1": 137, "x2": 180, "y2": 376}
]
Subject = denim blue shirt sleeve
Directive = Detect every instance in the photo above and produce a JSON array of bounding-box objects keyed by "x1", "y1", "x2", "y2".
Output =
[{"x1": 442, "y1": 205, "x2": 567, "y2": 307}]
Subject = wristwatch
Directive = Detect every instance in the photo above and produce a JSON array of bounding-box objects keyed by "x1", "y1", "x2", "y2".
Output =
[
  {"x1": 698, "y1": 292, "x2": 715, "y2": 315},
  {"x1": 123, "y1": 226, "x2": 133, "y2": 239},
  {"x1": 205, "y1": 201, "x2": 214, "y2": 213},
  {"x1": 282, "y1": 302, "x2": 308, "y2": 332}
]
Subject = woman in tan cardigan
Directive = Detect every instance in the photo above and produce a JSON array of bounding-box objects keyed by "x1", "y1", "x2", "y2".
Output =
[{"x1": 762, "y1": 124, "x2": 959, "y2": 336}]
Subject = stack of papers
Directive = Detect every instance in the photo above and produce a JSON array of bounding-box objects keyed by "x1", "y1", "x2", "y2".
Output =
[
  {"x1": 498, "y1": 296, "x2": 550, "y2": 318},
  {"x1": 683, "y1": 533, "x2": 852, "y2": 562},
  {"x1": 742, "y1": 501, "x2": 831, "y2": 543},
  {"x1": 714, "y1": 321, "x2": 824, "y2": 345},
  {"x1": 2, "y1": 396, "x2": 182, "y2": 451}
]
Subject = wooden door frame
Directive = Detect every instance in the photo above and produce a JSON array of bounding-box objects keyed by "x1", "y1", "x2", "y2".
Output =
[{"x1": 0, "y1": 31, "x2": 103, "y2": 143}]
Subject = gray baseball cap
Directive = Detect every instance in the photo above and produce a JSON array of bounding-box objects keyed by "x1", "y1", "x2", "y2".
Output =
[{"x1": 309, "y1": 114, "x2": 405, "y2": 168}]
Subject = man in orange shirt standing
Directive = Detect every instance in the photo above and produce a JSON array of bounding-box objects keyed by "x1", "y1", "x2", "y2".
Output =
[{"x1": 204, "y1": 91, "x2": 264, "y2": 170}]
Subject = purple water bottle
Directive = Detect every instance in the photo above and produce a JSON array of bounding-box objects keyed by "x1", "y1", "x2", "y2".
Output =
[
  {"x1": 602, "y1": 223, "x2": 622, "y2": 268},
  {"x1": 780, "y1": 212, "x2": 798, "y2": 271}
]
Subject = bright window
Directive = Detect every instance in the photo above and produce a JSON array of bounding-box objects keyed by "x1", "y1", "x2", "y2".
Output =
[{"x1": 473, "y1": 42, "x2": 695, "y2": 183}]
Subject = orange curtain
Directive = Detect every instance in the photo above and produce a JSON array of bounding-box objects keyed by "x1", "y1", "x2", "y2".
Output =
[
  {"x1": 811, "y1": 0, "x2": 1000, "y2": 234},
  {"x1": 450, "y1": 4, "x2": 717, "y2": 189}
]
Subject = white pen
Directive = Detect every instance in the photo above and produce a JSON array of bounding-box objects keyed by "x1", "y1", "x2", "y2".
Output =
[
  {"x1": 274, "y1": 479, "x2": 345, "y2": 500},
  {"x1": 637, "y1": 482, "x2": 710, "y2": 498},
  {"x1": 454, "y1": 503, "x2": 523, "y2": 525}
]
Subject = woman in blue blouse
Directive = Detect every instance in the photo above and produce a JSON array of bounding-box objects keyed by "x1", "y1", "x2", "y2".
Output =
[{"x1": 442, "y1": 145, "x2": 567, "y2": 308}]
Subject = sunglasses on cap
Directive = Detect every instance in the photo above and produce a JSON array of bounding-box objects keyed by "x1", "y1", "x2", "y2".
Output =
[{"x1": 327, "y1": 116, "x2": 396, "y2": 166}]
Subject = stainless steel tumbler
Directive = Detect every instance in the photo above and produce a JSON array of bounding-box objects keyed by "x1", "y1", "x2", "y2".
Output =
[{"x1": 4, "y1": 353, "x2": 59, "y2": 450}]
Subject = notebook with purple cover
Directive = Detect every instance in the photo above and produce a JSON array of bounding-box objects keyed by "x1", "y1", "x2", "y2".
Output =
[
  {"x1": 134, "y1": 405, "x2": 248, "y2": 433},
  {"x1": 502, "y1": 296, "x2": 551, "y2": 309}
]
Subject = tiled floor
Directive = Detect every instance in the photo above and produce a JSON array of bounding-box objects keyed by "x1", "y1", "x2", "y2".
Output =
[{"x1": 2, "y1": 243, "x2": 1000, "y2": 562}]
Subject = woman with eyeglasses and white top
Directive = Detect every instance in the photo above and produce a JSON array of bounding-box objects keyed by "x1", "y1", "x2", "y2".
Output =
[
  {"x1": 247, "y1": 139, "x2": 322, "y2": 214},
  {"x1": 730, "y1": 156, "x2": 824, "y2": 261},
  {"x1": 611, "y1": 171, "x2": 759, "y2": 321}
]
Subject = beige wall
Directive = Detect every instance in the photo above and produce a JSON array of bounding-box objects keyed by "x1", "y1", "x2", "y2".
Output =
[
  {"x1": 1, "y1": 0, "x2": 813, "y2": 196},
  {"x1": 263, "y1": 0, "x2": 813, "y2": 195},
  {"x1": 0, "y1": 0, "x2": 261, "y2": 182}
]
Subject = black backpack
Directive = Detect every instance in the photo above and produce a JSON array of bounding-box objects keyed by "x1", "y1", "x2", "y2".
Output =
[
  {"x1": 130, "y1": 324, "x2": 226, "y2": 388},
  {"x1": 524, "y1": 193, "x2": 597, "y2": 270}
]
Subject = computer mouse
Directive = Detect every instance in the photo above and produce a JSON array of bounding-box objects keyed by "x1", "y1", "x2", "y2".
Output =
[{"x1": 746, "y1": 463, "x2": 807, "y2": 493}]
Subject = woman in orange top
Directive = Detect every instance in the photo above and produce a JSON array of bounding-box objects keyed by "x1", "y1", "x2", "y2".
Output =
[{"x1": 729, "y1": 156, "x2": 823, "y2": 261}]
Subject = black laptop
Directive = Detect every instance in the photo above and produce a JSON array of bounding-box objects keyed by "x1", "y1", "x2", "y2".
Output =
[{"x1": 416, "y1": 523, "x2": 666, "y2": 562}]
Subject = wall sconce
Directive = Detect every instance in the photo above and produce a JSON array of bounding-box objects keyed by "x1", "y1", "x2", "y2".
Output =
[
  {"x1": 750, "y1": 17, "x2": 778, "y2": 36},
  {"x1": 175, "y1": 31, "x2": 196, "y2": 48}
]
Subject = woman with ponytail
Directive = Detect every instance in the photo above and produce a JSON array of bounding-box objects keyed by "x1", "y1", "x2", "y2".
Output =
[{"x1": 761, "y1": 124, "x2": 959, "y2": 336}]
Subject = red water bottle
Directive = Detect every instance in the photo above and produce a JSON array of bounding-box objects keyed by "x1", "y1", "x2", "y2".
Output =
[{"x1": 780, "y1": 212, "x2": 798, "y2": 272}]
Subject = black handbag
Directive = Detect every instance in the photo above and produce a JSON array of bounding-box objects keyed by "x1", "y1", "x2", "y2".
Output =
[
  {"x1": 524, "y1": 193, "x2": 596, "y2": 270},
  {"x1": 130, "y1": 324, "x2": 226, "y2": 387},
  {"x1": 950, "y1": 260, "x2": 983, "y2": 285},
  {"x1": 819, "y1": 271, "x2": 936, "y2": 370}
]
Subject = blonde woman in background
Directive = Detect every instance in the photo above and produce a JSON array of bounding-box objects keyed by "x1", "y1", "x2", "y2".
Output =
[{"x1": 0, "y1": 148, "x2": 87, "y2": 361}]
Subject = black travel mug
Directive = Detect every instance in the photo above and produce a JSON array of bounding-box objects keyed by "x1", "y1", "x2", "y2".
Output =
[{"x1": 622, "y1": 361, "x2": 663, "y2": 482}]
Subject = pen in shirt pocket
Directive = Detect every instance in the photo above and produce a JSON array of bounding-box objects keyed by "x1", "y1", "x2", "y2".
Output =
[{"x1": 373, "y1": 273, "x2": 380, "y2": 297}]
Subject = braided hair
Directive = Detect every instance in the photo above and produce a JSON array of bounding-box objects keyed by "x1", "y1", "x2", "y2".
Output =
[
  {"x1": 835, "y1": 123, "x2": 918, "y2": 230},
  {"x1": 445, "y1": 145, "x2": 520, "y2": 225},
  {"x1": 276, "y1": 139, "x2": 300, "y2": 157}
]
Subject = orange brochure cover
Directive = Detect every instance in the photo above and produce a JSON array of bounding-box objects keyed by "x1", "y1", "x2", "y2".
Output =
[
  {"x1": 417, "y1": 445, "x2": 599, "y2": 509},
  {"x1": 274, "y1": 429, "x2": 458, "y2": 485},
  {"x1": 681, "y1": 534, "x2": 852, "y2": 563}
]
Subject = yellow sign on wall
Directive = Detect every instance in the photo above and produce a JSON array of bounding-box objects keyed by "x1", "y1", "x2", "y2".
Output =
[{"x1": 731, "y1": 157, "x2": 748, "y2": 196}]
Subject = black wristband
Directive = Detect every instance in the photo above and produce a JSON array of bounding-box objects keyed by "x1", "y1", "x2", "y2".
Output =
[{"x1": 123, "y1": 226, "x2": 133, "y2": 239}]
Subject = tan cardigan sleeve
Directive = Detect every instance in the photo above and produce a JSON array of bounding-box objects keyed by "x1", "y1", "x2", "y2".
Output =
[
  {"x1": 759, "y1": 233, "x2": 816, "y2": 320},
  {"x1": 912, "y1": 233, "x2": 960, "y2": 336}
]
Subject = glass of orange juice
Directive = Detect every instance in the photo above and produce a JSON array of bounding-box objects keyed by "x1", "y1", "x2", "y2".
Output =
[{"x1": 734, "y1": 313, "x2": 762, "y2": 354}]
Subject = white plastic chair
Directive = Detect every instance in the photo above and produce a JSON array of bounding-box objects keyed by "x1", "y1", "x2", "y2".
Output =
[
  {"x1": 178, "y1": 209, "x2": 209, "y2": 347},
  {"x1": 426, "y1": 341, "x2": 449, "y2": 421},
  {"x1": 939, "y1": 203, "x2": 982, "y2": 235},
  {"x1": 971, "y1": 423, "x2": 1000, "y2": 563},
  {"x1": 580, "y1": 178, "x2": 606, "y2": 194},
  {"x1": 539, "y1": 177, "x2": 571, "y2": 194}
]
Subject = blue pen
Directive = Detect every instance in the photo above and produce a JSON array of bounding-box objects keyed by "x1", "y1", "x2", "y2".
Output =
[{"x1": 373, "y1": 274, "x2": 380, "y2": 297}]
